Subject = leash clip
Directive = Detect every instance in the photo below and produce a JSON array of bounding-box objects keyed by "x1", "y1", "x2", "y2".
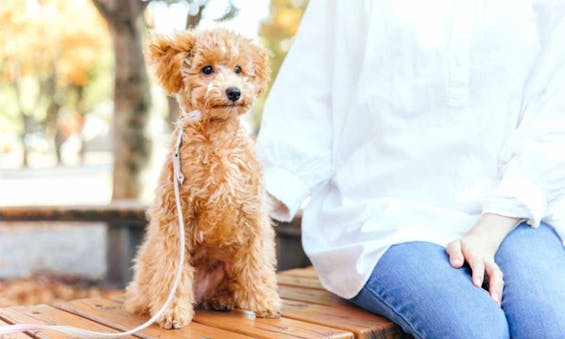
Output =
[{"x1": 173, "y1": 129, "x2": 185, "y2": 185}]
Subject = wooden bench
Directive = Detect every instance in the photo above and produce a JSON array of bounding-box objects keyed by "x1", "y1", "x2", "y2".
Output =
[
  {"x1": 0, "y1": 202, "x2": 148, "y2": 288},
  {"x1": 0, "y1": 267, "x2": 408, "y2": 338},
  {"x1": 0, "y1": 202, "x2": 310, "y2": 287}
]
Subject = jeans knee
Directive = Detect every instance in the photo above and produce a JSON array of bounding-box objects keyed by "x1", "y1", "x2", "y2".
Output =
[
  {"x1": 425, "y1": 311, "x2": 509, "y2": 339},
  {"x1": 506, "y1": 302, "x2": 565, "y2": 339}
]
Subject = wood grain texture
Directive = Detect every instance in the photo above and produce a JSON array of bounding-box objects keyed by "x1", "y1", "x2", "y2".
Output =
[
  {"x1": 282, "y1": 299, "x2": 405, "y2": 339},
  {"x1": 0, "y1": 304, "x2": 137, "y2": 339},
  {"x1": 279, "y1": 285, "x2": 348, "y2": 306},
  {"x1": 55, "y1": 298, "x2": 253, "y2": 339},
  {"x1": 277, "y1": 274, "x2": 324, "y2": 290},
  {"x1": 278, "y1": 266, "x2": 319, "y2": 278},
  {"x1": 0, "y1": 202, "x2": 147, "y2": 224},
  {"x1": 0, "y1": 266, "x2": 409, "y2": 338},
  {"x1": 0, "y1": 318, "x2": 33, "y2": 339},
  {"x1": 193, "y1": 309, "x2": 353, "y2": 338}
]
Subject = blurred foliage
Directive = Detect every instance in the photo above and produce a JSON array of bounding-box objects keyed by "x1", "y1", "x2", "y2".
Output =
[
  {"x1": 0, "y1": 0, "x2": 112, "y2": 165},
  {"x1": 0, "y1": 0, "x2": 307, "y2": 167},
  {"x1": 260, "y1": 0, "x2": 307, "y2": 82},
  {"x1": 0, "y1": 0, "x2": 110, "y2": 87},
  {"x1": 253, "y1": 0, "x2": 307, "y2": 130}
]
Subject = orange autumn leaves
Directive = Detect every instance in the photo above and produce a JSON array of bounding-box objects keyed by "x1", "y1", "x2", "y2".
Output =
[{"x1": 0, "y1": 0, "x2": 111, "y2": 87}]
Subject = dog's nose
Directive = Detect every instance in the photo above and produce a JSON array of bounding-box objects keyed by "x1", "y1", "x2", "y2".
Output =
[{"x1": 226, "y1": 87, "x2": 241, "y2": 102}]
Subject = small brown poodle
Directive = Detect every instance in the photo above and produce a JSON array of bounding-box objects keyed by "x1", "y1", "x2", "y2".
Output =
[{"x1": 124, "y1": 29, "x2": 281, "y2": 329}]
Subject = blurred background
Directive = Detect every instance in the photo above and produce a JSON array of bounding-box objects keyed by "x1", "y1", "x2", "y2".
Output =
[{"x1": 0, "y1": 0, "x2": 308, "y2": 307}]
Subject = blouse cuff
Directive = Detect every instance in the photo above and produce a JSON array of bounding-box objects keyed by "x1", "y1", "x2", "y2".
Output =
[
  {"x1": 264, "y1": 166, "x2": 309, "y2": 222},
  {"x1": 483, "y1": 172, "x2": 547, "y2": 227}
]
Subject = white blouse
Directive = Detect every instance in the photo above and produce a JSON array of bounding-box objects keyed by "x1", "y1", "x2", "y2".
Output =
[{"x1": 256, "y1": 0, "x2": 565, "y2": 299}]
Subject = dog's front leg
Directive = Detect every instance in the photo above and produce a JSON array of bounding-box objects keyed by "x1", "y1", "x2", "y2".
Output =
[
  {"x1": 153, "y1": 263, "x2": 195, "y2": 329},
  {"x1": 148, "y1": 231, "x2": 196, "y2": 329},
  {"x1": 125, "y1": 226, "x2": 196, "y2": 329},
  {"x1": 231, "y1": 221, "x2": 281, "y2": 318}
]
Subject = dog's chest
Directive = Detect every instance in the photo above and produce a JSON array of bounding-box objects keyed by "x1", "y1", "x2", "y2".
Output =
[
  {"x1": 185, "y1": 138, "x2": 260, "y2": 247},
  {"x1": 195, "y1": 141, "x2": 258, "y2": 200}
]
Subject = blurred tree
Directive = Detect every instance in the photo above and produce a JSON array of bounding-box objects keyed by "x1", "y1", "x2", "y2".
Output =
[
  {"x1": 260, "y1": 0, "x2": 307, "y2": 86},
  {"x1": 0, "y1": 0, "x2": 110, "y2": 166},
  {"x1": 255, "y1": 0, "x2": 307, "y2": 129},
  {"x1": 92, "y1": 0, "x2": 152, "y2": 200}
]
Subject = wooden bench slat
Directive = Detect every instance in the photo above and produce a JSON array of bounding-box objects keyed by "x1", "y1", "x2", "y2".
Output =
[
  {"x1": 281, "y1": 299, "x2": 404, "y2": 339},
  {"x1": 193, "y1": 309, "x2": 352, "y2": 339},
  {"x1": 0, "y1": 202, "x2": 147, "y2": 224},
  {"x1": 279, "y1": 285, "x2": 348, "y2": 306},
  {"x1": 110, "y1": 293, "x2": 400, "y2": 338},
  {"x1": 55, "y1": 298, "x2": 253, "y2": 339},
  {"x1": 278, "y1": 266, "x2": 319, "y2": 278},
  {"x1": 0, "y1": 304, "x2": 138, "y2": 339},
  {"x1": 0, "y1": 266, "x2": 405, "y2": 338},
  {"x1": 111, "y1": 270, "x2": 400, "y2": 337},
  {"x1": 0, "y1": 318, "x2": 34, "y2": 339},
  {"x1": 277, "y1": 274, "x2": 325, "y2": 290},
  {"x1": 55, "y1": 297, "x2": 352, "y2": 339},
  {"x1": 112, "y1": 286, "x2": 346, "y2": 309}
]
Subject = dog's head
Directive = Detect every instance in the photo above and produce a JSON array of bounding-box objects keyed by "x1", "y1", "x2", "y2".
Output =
[{"x1": 147, "y1": 29, "x2": 269, "y2": 120}]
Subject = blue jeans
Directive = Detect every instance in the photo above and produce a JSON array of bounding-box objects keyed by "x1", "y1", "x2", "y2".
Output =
[{"x1": 350, "y1": 223, "x2": 565, "y2": 339}]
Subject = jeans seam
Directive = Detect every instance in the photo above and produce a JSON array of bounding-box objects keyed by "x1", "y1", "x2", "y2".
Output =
[{"x1": 364, "y1": 285, "x2": 425, "y2": 339}]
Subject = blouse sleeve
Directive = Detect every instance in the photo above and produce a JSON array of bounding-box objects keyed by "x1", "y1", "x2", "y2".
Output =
[
  {"x1": 256, "y1": 0, "x2": 335, "y2": 222},
  {"x1": 483, "y1": 3, "x2": 565, "y2": 227}
]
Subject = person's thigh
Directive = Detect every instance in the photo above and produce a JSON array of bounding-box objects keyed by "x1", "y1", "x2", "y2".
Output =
[
  {"x1": 350, "y1": 241, "x2": 509, "y2": 339},
  {"x1": 495, "y1": 222, "x2": 565, "y2": 339}
]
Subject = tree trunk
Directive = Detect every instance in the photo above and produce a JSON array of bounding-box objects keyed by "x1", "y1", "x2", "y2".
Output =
[
  {"x1": 93, "y1": 0, "x2": 151, "y2": 200},
  {"x1": 55, "y1": 128, "x2": 64, "y2": 165},
  {"x1": 45, "y1": 73, "x2": 63, "y2": 165},
  {"x1": 73, "y1": 85, "x2": 87, "y2": 165},
  {"x1": 20, "y1": 115, "x2": 29, "y2": 168},
  {"x1": 19, "y1": 114, "x2": 35, "y2": 167},
  {"x1": 46, "y1": 101, "x2": 63, "y2": 165}
]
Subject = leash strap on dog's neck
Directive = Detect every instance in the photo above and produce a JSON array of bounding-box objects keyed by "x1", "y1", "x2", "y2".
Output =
[{"x1": 0, "y1": 129, "x2": 188, "y2": 337}]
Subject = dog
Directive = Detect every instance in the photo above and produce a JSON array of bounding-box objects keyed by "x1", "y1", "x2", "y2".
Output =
[{"x1": 124, "y1": 29, "x2": 281, "y2": 329}]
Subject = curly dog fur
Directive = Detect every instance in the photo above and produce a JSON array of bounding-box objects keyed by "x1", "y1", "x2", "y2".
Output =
[{"x1": 124, "y1": 29, "x2": 281, "y2": 329}]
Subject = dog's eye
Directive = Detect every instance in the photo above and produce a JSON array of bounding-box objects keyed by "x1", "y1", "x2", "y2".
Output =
[
  {"x1": 234, "y1": 65, "x2": 242, "y2": 74},
  {"x1": 201, "y1": 66, "x2": 213, "y2": 75}
]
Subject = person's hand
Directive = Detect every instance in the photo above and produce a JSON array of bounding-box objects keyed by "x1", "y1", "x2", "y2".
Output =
[
  {"x1": 446, "y1": 228, "x2": 503, "y2": 305},
  {"x1": 446, "y1": 213, "x2": 522, "y2": 306}
]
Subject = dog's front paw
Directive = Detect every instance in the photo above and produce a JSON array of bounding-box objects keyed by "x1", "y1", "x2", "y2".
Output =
[
  {"x1": 156, "y1": 305, "x2": 194, "y2": 329},
  {"x1": 254, "y1": 296, "x2": 282, "y2": 318},
  {"x1": 238, "y1": 292, "x2": 281, "y2": 318}
]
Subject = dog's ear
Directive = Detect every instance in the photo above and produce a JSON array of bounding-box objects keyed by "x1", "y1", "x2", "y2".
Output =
[
  {"x1": 147, "y1": 32, "x2": 195, "y2": 95},
  {"x1": 249, "y1": 41, "x2": 270, "y2": 97}
]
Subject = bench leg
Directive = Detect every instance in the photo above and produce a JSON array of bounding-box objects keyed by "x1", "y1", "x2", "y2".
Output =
[{"x1": 106, "y1": 223, "x2": 144, "y2": 288}]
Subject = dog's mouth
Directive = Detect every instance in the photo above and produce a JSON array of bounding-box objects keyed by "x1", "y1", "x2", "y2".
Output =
[{"x1": 211, "y1": 103, "x2": 245, "y2": 109}]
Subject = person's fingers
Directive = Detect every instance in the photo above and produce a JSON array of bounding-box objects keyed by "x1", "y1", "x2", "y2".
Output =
[
  {"x1": 446, "y1": 240, "x2": 464, "y2": 268},
  {"x1": 485, "y1": 261, "x2": 504, "y2": 306},
  {"x1": 467, "y1": 255, "x2": 485, "y2": 288}
]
